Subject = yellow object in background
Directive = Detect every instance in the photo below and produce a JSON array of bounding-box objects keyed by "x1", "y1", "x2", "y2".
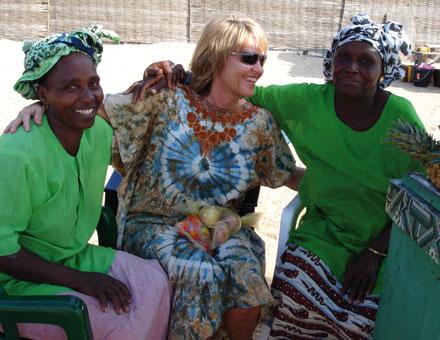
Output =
[
  {"x1": 401, "y1": 64, "x2": 413, "y2": 82},
  {"x1": 418, "y1": 46, "x2": 431, "y2": 52},
  {"x1": 407, "y1": 65, "x2": 413, "y2": 82}
]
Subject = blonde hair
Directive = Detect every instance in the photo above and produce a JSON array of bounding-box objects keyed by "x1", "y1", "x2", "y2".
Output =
[{"x1": 189, "y1": 16, "x2": 268, "y2": 95}]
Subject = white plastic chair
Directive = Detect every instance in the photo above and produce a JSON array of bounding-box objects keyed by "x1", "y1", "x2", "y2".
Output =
[
  {"x1": 259, "y1": 195, "x2": 303, "y2": 339},
  {"x1": 275, "y1": 195, "x2": 303, "y2": 266}
]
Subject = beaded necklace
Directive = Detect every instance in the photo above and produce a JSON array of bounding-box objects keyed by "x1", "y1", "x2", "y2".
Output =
[{"x1": 183, "y1": 86, "x2": 257, "y2": 156}]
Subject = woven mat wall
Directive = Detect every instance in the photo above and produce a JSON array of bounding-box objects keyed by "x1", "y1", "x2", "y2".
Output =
[
  {"x1": 342, "y1": 0, "x2": 440, "y2": 48},
  {"x1": 1, "y1": 0, "x2": 439, "y2": 49},
  {"x1": 189, "y1": 0, "x2": 343, "y2": 50},
  {"x1": 48, "y1": 0, "x2": 188, "y2": 43},
  {"x1": 0, "y1": 1, "x2": 48, "y2": 41}
]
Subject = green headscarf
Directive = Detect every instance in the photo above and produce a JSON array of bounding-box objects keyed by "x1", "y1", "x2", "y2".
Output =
[{"x1": 14, "y1": 24, "x2": 119, "y2": 99}]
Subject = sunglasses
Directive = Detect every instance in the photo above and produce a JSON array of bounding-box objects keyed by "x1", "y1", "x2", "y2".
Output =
[{"x1": 230, "y1": 51, "x2": 267, "y2": 66}]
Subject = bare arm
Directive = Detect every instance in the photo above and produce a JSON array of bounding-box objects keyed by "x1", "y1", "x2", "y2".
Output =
[
  {"x1": 0, "y1": 248, "x2": 131, "y2": 314},
  {"x1": 3, "y1": 102, "x2": 44, "y2": 133},
  {"x1": 124, "y1": 61, "x2": 186, "y2": 102},
  {"x1": 4, "y1": 75, "x2": 167, "y2": 134},
  {"x1": 285, "y1": 166, "x2": 306, "y2": 191},
  {"x1": 341, "y1": 222, "x2": 391, "y2": 303}
]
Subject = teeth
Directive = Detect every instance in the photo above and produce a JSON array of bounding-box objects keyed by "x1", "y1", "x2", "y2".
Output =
[
  {"x1": 76, "y1": 108, "x2": 94, "y2": 115},
  {"x1": 246, "y1": 77, "x2": 257, "y2": 82}
]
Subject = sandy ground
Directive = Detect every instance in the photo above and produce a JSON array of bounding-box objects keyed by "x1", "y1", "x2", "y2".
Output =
[{"x1": 1, "y1": 39, "x2": 439, "y2": 282}]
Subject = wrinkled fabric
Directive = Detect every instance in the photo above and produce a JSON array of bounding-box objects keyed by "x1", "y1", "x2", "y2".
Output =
[
  {"x1": 14, "y1": 251, "x2": 171, "y2": 340},
  {"x1": 14, "y1": 24, "x2": 119, "y2": 99},
  {"x1": 104, "y1": 85, "x2": 295, "y2": 339},
  {"x1": 323, "y1": 13, "x2": 411, "y2": 89},
  {"x1": 270, "y1": 245, "x2": 378, "y2": 340},
  {"x1": 250, "y1": 82, "x2": 425, "y2": 294},
  {"x1": 0, "y1": 116, "x2": 115, "y2": 296}
]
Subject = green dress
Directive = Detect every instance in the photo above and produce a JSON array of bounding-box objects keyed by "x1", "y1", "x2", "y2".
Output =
[
  {"x1": 250, "y1": 82, "x2": 425, "y2": 294},
  {"x1": 0, "y1": 116, "x2": 115, "y2": 296}
]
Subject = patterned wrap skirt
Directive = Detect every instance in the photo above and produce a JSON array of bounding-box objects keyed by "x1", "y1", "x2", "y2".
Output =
[
  {"x1": 270, "y1": 244, "x2": 379, "y2": 340},
  {"x1": 121, "y1": 214, "x2": 274, "y2": 340}
]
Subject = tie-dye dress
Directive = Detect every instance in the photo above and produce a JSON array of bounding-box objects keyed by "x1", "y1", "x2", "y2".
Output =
[{"x1": 104, "y1": 85, "x2": 294, "y2": 339}]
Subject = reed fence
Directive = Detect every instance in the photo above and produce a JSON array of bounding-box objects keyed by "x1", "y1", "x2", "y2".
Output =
[{"x1": 1, "y1": 0, "x2": 439, "y2": 49}]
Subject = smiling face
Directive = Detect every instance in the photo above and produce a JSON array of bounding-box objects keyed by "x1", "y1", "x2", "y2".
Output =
[
  {"x1": 37, "y1": 52, "x2": 103, "y2": 133},
  {"x1": 332, "y1": 41, "x2": 383, "y2": 99},
  {"x1": 214, "y1": 37, "x2": 265, "y2": 100}
]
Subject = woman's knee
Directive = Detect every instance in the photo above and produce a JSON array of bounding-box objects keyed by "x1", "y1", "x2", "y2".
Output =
[
  {"x1": 224, "y1": 305, "x2": 261, "y2": 322},
  {"x1": 223, "y1": 306, "x2": 262, "y2": 340}
]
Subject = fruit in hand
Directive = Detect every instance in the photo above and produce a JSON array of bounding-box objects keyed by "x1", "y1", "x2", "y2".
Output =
[
  {"x1": 199, "y1": 206, "x2": 222, "y2": 225},
  {"x1": 174, "y1": 201, "x2": 261, "y2": 251}
]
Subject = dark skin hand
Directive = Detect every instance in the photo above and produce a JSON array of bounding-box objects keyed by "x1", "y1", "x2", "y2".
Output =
[
  {"x1": 0, "y1": 248, "x2": 132, "y2": 314},
  {"x1": 142, "y1": 61, "x2": 186, "y2": 90},
  {"x1": 124, "y1": 61, "x2": 185, "y2": 102},
  {"x1": 286, "y1": 166, "x2": 306, "y2": 191},
  {"x1": 341, "y1": 223, "x2": 391, "y2": 304},
  {"x1": 123, "y1": 75, "x2": 163, "y2": 102}
]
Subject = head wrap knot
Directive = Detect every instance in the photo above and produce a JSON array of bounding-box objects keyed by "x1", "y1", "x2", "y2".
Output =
[
  {"x1": 14, "y1": 24, "x2": 119, "y2": 99},
  {"x1": 323, "y1": 13, "x2": 411, "y2": 89}
]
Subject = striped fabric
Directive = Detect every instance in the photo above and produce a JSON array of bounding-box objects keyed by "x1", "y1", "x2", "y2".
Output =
[
  {"x1": 386, "y1": 174, "x2": 440, "y2": 265},
  {"x1": 270, "y1": 245, "x2": 379, "y2": 340}
]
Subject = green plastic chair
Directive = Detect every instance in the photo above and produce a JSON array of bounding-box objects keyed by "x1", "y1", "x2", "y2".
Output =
[{"x1": 0, "y1": 206, "x2": 117, "y2": 340}]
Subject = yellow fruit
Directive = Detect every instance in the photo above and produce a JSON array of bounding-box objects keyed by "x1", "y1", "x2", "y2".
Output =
[
  {"x1": 427, "y1": 164, "x2": 440, "y2": 189},
  {"x1": 200, "y1": 226, "x2": 211, "y2": 239},
  {"x1": 199, "y1": 206, "x2": 222, "y2": 225}
]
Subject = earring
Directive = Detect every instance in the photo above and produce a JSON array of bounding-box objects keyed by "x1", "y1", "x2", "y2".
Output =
[{"x1": 42, "y1": 103, "x2": 48, "y2": 112}]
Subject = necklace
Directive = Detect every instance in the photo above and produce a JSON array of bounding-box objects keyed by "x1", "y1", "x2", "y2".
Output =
[
  {"x1": 183, "y1": 86, "x2": 256, "y2": 156},
  {"x1": 345, "y1": 103, "x2": 374, "y2": 126},
  {"x1": 336, "y1": 91, "x2": 379, "y2": 128}
]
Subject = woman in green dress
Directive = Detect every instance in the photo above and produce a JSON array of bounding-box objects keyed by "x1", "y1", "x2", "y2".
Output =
[
  {"x1": 0, "y1": 26, "x2": 171, "y2": 340},
  {"x1": 249, "y1": 14, "x2": 425, "y2": 339}
]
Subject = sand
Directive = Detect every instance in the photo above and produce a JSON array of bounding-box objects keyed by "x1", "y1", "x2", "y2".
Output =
[{"x1": 1, "y1": 39, "x2": 439, "y2": 282}]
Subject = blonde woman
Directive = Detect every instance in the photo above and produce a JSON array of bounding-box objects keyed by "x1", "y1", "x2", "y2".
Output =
[{"x1": 105, "y1": 16, "x2": 300, "y2": 339}]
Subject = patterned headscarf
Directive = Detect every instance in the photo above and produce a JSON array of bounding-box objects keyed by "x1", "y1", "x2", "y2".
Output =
[
  {"x1": 14, "y1": 24, "x2": 119, "y2": 99},
  {"x1": 323, "y1": 13, "x2": 411, "y2": 89}
]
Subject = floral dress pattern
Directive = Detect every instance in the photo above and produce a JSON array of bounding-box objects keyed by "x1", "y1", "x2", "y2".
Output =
[{"x1": 104, "y1": 85, "x2": 294, "y2": 339}]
